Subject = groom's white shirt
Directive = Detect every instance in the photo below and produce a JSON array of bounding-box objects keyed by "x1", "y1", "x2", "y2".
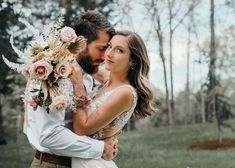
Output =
[{"x1": 24, "y1": 74, "x2": 104, "y2": 159}]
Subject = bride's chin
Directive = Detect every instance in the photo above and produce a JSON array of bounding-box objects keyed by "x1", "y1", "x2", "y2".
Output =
[{"x1": 104, "y1": 65, "x2": 111, "y2": 71}]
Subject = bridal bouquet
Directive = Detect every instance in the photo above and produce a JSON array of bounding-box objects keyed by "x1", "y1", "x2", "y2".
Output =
[{"x1": 3, "y1": 17, "x2": 87, "y2": 113}]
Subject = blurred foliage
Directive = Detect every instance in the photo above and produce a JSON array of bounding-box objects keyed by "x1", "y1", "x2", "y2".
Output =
[
  {"x1": 1, "y1": 0, "x2": 235, "y2": 144},
  {"x1": 0, "y1": 0, "x2": 115, "y2": 142}
]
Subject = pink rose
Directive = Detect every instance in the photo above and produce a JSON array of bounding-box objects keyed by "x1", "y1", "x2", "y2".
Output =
[
  {"x1": 28, "y1": 60, "x2": 53, "y2": 80},
  {"x1": 49, "y1": 96, "x2": 67, "y2": 112},
  {"x1": 55, "y1": 61, "x2": 72, "y2": 78},
  {"x1": 28, "y1": 95, "x2": 39, "y2": 111},
  {"x1": 60, "y1": 26, "x2": 77, "y2": 43},
  {"x1": 28, "y1": 100, "x2": 38, "y2": 111}
]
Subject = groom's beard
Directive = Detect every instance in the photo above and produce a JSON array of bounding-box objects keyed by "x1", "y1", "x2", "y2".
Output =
[{"x1": 77, "y1": 49, "x2": 103, "y2": 75}]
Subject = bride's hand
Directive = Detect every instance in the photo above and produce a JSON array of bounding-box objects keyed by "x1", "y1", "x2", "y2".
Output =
[
  {"x1": 69, "y1": 60, "x2": 85, "y2": 95},
  {"x1": 102, "y1": 137, "x2": 118, "y2": 160},
  {"x1": 69, "y1": 60, "x2": 83, "y2": 84}
]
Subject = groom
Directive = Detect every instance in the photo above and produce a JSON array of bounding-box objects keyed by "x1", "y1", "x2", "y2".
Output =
[{"x1": 25, "y1": 11, "x2": 117, "y2": 168}]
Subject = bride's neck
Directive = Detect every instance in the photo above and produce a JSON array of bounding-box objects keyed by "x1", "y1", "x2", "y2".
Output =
[{"x1": 106, "y1": 73, "x2": 129, "y2": 88}]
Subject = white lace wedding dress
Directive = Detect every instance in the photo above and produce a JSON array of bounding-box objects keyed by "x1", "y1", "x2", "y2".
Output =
[{"x1": 72, "y1": 85, "x2": 137, "y2": 168}]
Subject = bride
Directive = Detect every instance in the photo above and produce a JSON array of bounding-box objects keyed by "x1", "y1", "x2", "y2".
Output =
[{"x1": 69, "y1": 30, "x2": 154, "y2": 168}]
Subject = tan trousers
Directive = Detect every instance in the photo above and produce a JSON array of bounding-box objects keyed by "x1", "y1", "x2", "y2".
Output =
[{"x1": 30, "y1": 157, "x2": 70, "y2": 168}]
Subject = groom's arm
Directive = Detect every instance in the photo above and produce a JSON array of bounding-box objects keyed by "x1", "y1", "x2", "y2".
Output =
[{"x1": 27, "y1": 104, "x2": 104, "y2": 159}]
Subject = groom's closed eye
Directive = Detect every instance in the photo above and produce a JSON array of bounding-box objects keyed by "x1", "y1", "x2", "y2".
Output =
[{"x1": 98, "y1": 46, "x2": 108, "y2": 52}]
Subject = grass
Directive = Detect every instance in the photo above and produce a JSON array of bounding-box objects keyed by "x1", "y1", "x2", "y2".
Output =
[
  {"x1": 115, "y1": 120, "x2": 235, "y2": 168},
  {"x1": 1, "y1": 120, "x2": 235, "y2": 168},
  {"x1": 0, "y1": 135, "x2": 34, "y2": 168}
]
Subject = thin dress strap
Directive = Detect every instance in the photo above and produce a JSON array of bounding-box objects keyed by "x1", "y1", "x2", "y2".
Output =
[
  {"x1": 124, "y1": 85, "x2": 137, "y2": 112},
  {"x1": 110, "y1": 84, "x2": 138, "y2": 112}
]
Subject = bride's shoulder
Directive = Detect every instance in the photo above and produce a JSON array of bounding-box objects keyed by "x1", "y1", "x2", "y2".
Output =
[
  {"x1": 111, "y1": 85, "x2": 137, "y2": 104},
  {"x1": 115, "y1": 85, "x2": 137, "y2": 97}
]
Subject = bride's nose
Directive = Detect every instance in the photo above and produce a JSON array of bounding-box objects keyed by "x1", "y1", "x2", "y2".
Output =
[{"x1": 105, "y1": 48, "x2": 114, "y2": 58}]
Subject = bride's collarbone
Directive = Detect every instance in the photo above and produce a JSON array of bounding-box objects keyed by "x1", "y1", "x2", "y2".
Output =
[{"x1": 94, "y1": 82, "x2": 131, "y2": 99}]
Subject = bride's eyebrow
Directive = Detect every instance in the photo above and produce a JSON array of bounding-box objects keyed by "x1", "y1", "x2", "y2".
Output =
[{"x1": 115, "y1": 45, "x2": 125, "y2": 49}]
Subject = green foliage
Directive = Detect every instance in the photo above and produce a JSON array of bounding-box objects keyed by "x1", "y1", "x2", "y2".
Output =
[
  {"x1": 78, "y1": 0, "x2": 115, "y2": 16},
  {"x1": 0, "y1": 3, "x2": 20, "y2": 95},
  {"x1": 0, "y1": 0, "x2": 116, "y2": 141},
  {"x1": 60, "y1": 0, "x2": 116, "y2": 26},
  {"x1": 201, "y1": 84, "x2": 235, "y2": 134},
  {"x1": 0, "y1": 0, "x2": 117, "y2": 96}
]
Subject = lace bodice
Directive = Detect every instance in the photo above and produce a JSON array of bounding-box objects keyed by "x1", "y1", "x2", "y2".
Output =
[{"x1": 86, "y1": 85, "x2": 138, "y2": 139}]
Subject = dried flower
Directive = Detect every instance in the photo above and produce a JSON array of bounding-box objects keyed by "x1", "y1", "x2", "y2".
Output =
[
  {"x1": 31, "y1": 44, "x2": 44, "y2": 55},
  {"x1": 35, "y1": 51, "x2": 48, "y2": 61}
]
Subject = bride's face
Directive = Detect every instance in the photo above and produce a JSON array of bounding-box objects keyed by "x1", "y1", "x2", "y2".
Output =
[{"x1": 104, "y1": 35, "x2": 132, "y2": 74}]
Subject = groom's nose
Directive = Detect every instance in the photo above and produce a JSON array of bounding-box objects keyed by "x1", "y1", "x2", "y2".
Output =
[{"x1": 99, "y1": 52, "x2": 105, "y2": 61}]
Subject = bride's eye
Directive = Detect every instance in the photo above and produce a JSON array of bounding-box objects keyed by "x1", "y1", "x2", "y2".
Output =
[{"x1": 116, "y1": 48, "x2": 123, "y2": 54}]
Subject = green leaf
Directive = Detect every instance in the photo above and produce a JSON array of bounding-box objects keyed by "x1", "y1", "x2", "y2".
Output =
[{"x1": 30, "y1": 88, "x2": 41, "y2": 93}]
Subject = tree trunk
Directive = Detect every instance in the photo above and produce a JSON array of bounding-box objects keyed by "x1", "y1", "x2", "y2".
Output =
[
  {"x1": 0, "y1": 94, "x2": 6, "y2": 145},
  {"x1": 150, "y1": 0, "x2": 171, "y2": 125},
  {"x1": 169, "y1": 32, "x2": 174, "y2": 123},
  {"x1": 200, "y1": 87, "x2": 206, "y2": 123},
  {"x1": 59, "y1": 0, "x2": 73, "y2": 25},
  {"x1": 167, "y1": 0, "x2": 194, "y2": 124},
  {"x1": 156, "y1": 18, "x2": 172, "y2": 125},
  {"x1": 210, "y1": 0, "x2": 216, "y2": 122},
  {"x1": 185, "y1": 17, "x2": 192, "y2": 124},
  {"x1": 168, "y1": 0, "x2": 175, "y2": 123},
  {"x1": 163, "y1": 64, "x2": 171, "y2": 124},
  {"x1": 209, "y1": 0, "x2": 219, "y2": 139},
  {"x1": 191, "y1": 4, "x2": 206, "y2": 123},
  {"x1": 159, "y1": 34, "x2": 172, "y2": 125}
]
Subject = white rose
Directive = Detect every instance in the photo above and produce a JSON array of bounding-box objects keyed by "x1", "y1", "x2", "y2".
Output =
[
  {"x1": 49, "y1": 95, "x2": 68, "y2": 113},
  {"x1": 60, "y1": 26, "x2": 77, "y2": 43},
  {"x1": 28, "y1": 60, "x2": 53, "y2": 80},
  {"x1": 55, "y1": 61, "x2": 73, "y2": 78}
]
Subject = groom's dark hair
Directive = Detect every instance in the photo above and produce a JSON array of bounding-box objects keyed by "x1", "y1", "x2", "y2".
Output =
[{"x1": 73, "y1": 10, "x2": 115, "y2": 43}]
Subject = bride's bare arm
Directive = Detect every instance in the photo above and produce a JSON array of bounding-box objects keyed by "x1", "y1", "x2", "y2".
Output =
[
  {"x1": 69, "y1": 61, "x2": 133, "y2": 136},
  {"x1": 73, "y1": 87, "x2": 133, "y2": 136}
]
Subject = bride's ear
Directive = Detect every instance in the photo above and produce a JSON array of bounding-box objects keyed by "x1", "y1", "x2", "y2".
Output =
[{"x1": 129, "y1": 60, "x2": 136, "y2": 70}]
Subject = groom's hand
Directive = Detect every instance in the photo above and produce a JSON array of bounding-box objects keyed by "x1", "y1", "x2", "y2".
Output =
[{"x1": 102, "y1": 137, "x2": 118, "y2": 160}]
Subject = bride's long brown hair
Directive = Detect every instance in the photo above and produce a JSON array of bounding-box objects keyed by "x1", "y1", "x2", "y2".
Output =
[{"x1": 116, "y1": 31, "x2": 154, "y2": 118}]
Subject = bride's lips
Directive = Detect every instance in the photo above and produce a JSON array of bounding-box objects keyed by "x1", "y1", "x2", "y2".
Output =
[{"x1": 105, "y1": 59, "x2": 114, "y2": 63}]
